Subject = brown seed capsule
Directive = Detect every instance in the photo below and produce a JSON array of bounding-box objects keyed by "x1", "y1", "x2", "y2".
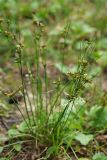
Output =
[
  {"x1": 82, "y1": 60, "x2": 88, "y2": 66},
  {"x1": 4, "y1": 31, "x2": 10, "y2": 36},
  {"x1": 83, "y1": 73, "x2": 88, "y2": 79},
  {"x1": 16, "y1": 44, "x2": 21, "y2": 51},
  {"x1": 19, "y1": 42, "x2": 24, "y2": 48}
]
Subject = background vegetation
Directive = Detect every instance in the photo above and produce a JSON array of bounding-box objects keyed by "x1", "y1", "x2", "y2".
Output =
[{"x1": 0, "y1": 0, "x2": 107, "y2": 159}]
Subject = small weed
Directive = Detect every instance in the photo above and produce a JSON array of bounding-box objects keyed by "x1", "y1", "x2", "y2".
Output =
[
  {"x1": 1, "y1": 1, "x2": 107, "y2": 159},
  {"x1": 0, "y1": 19, "x2": 92, "y2": 159}
]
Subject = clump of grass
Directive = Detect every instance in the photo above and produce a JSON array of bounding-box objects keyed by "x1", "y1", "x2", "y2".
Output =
[{"x1": 0, "y1": 19, "x2": 91, "y2": 159}]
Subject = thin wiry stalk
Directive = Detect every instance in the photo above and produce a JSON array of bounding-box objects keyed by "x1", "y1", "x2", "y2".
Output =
[
  {"x1": 39, "y1": 48, "x2": 43, "y2": 112},
  {"x1": 0, "y1": 117, "x2": 9, "y2": 130},
  {"x1": 26, "y1": 62, "x2": 37, "y2": 112},
  {"x1": 3, "y1": 140, "x2": 33, "y2": 149},
  {"x1": 52, "y1": 23, "x2": 72, "y2": 117},
  {"x1": 9, "y1": 96, "x2": 32, "y2": 133},
  {"x1": 26, "y1": 66, "x2": 38, "y2": 129},
  {"x1": 24, "y1": 62, "x2": 37, "y2": 127},
  {"x1": 18, "y1": 50, "x2": 33, "y2": 132},
  {"x1": 42, "y1": 47, "x2": 48, "y2": 115},
  {"x1": 10, "y1": 28, "x2": 34, "y2": 132},
  {"x1": 59, "y1": 45, "x2": 92, "y2": 130},
  {"x1": 24, "y1": 80, "x2": 36, "y2": 129},
  {"x1": 34, "y1": 28, "x2": 44, "y2": 124},
  {"x1": 1, "y1": 87, "x2": 32, "y2": 132},
  {"x1": 47, "y1": 81, "x2": 70, "y2": 123},
  {"x1": 8, "y1": 133, "x2": 37, "y2": 140},
  {"x1": 52, "y1": 53, "x2": 88, "y2": 132},
  {"x1": 34, "y1": 32, "x2": 41, "y2": 114},
  {"x1": 60, "y1": 75, "x2": 83, "y2": 128},
  {"x1": 6, "y1": 148, "x2": 14, "y2": 160},
  {"x1": 44, "y1": 61, "x2": 48, "y2": 115}
]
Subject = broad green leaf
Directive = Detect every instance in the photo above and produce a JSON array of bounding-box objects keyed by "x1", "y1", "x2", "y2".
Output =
[
  {"x1": 55, "y1": 62, "x2": 78, "y2": 74},
  {"x1": 8, "y1": 129, "x2": 19, "y2": 138},
  {"x1": 0, "y1": 146, "x2": 3, "y2": 153},
  {"x1": 62, "y1": 131, "x2": 76, "y2": 145},
  {"x1": 46, "y1": 146, "x2": 58, "y2": 158},
  {"x1": 89, "y1": 66, "x2": 102, "y2": 77},
  {"x1": 93, "y1": 152, "x2": 107, "y2": 160},
  {"x1": 13, "y1": 143, "x2": 22, "y2": 152},
  {"x1": 75, "y1": 133, "x2": 93, "y2": 145},
  {"x1": 30, "y1": 2, "x2": 39, "y2": 10},
  {"x1": 18, "y1": 117, "x2": 36, "y2": 133},
  {"x1": 71, "y1": 21, "x2": 96, "y2": 37},
  {"x1": 61, "y1": 97, "x2": 85, "y2": 115},
  {"x1": 55, "y1": 62, "x2": 72, "y2": 74},
  {"x1": 18, "y1": 121, "x2": 28, "y2": 132},
  {"x1": 75, "y1": 41, "x2": 91, "y2": 51},
  {"x1": 88, "y1": 105, "x2": 101, "y2": 118},
  {"x1": 97, "y1": 51, "x2": 107, "y2": 67},
  {"x1": 21, "y1": 29, "x2": 32, "y2": 37},
  {"x1": 89, "y1": 106, "x2": 107, "y2": 129},
  {"x1": 97, "y1": 38, "x2": 107, "y2": 49}
]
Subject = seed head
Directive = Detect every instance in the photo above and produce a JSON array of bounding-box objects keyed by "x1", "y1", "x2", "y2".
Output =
[
  {"x1": 4, "y1": 31, "x2": 10, "y2": 37},
  {"x1": 82, "y1": 60, "x2": 88, "y2": 66},
  {"x1": 79, "y1": 59, "x2": 88, "y2": 67},
  {"x1": 16, "y1": 44, "x2": 22, "y2": 52}
]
